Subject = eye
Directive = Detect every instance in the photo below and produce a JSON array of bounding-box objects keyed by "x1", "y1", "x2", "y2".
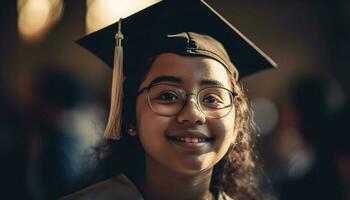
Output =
[
  {"x1": 154, "y1": 91, "x2": 180, "y2": 103},
  {"x1": 202, "y1": 94, "x2": 224, "y2": 108}
]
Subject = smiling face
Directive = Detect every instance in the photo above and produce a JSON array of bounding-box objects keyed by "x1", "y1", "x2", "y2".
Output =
[{"x1": 135, "y1": 53, "x2": 237, "y2": 175}]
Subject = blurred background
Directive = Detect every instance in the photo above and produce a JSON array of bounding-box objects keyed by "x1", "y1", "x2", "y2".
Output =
[{"x1": 0, "y1": 0, "x2": 349, "y2": 199}]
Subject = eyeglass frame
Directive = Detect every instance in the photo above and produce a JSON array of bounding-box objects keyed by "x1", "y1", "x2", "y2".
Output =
[{"x1": 136, "y1": 83, "x2": 238, "y2": 119}]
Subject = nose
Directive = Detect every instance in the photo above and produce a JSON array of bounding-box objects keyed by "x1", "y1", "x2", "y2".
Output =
[{"x1": 176, "y1": 96, "x2": 206, "y2": 125}]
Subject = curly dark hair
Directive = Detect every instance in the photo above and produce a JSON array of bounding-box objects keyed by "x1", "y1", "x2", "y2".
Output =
[
  {"x1": 211, "y1": 79, "x2": 264, "y2": 200},
  {"x1": 96, "y1": 57, "x2": 265, "y2": 200}
]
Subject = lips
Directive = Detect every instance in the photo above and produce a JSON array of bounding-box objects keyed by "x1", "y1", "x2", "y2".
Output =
[
  {"x1": 166, "y1": 131, "x2": 213, "y2": 149},
  {"x1": 170, "y1": 136, "x2": 209, "y2": 143}
]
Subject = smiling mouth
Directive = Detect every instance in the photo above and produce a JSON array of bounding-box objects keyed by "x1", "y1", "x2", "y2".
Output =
[{"x1": 167, "y1": 135, "x2": 212, "y2": 143}]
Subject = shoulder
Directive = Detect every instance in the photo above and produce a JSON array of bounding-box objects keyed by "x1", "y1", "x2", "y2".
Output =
[{"x1": 59, "y1": 174, "x2": 143, "y2": 200}]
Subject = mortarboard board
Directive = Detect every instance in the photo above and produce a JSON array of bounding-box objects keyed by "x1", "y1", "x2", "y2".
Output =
[{"x1": 77, "y1": 0, "x2": 277, "y2": 139}]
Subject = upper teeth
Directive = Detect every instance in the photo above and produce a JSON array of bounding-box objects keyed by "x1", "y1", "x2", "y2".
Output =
[{"x1": 174, "y1": 137, "x2": 207, "y2": 143}]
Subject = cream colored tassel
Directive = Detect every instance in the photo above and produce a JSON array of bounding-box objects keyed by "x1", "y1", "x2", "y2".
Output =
[{"x1": 104, "y1": 19, "x2": 124, "y2": 140}]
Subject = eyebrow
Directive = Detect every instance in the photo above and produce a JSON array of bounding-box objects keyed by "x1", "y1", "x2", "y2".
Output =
[
  {"x1": 150, "y1": 76, "x2": 182, "y2": 86},
  {"x1": 149, "y1": 76, "x2": 226, "y2": 88},
  {"x1": 200, "y1": 79, "x2": 226, "y2": 88}
]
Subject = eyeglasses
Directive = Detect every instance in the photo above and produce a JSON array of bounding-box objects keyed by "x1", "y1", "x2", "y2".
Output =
[{"x1": 137, "y1": 84, "x2": 237, "y2": 118}]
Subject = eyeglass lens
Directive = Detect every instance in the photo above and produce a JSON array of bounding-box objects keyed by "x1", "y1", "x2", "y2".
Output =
[{"x1": 148, "y1": 84, "x2": 233, "y2": 118}]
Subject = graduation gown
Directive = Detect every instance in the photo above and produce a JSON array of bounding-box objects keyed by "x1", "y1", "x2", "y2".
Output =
[{"x1": 60, "y1": 174, "x2": 233, "y2": 200}]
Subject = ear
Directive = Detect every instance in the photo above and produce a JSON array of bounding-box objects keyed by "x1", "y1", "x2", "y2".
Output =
[{"x1": 127, "y1": 124, "x2": 137, "y2": 136}]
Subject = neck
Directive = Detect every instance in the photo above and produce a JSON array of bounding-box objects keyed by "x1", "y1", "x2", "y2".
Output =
[{"x1": 138, "y1": 156, "x2": 214, "y2": 200}]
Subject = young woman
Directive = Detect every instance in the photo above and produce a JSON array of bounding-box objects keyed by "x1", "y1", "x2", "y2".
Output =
[{"x1": 62, "y1": 1, "x2": 276, "y2": 199}]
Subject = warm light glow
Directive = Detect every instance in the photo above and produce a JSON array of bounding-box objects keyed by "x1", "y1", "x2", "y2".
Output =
[
  {"x1": 18, "y1": 0, "x2": 50, "y2": 37},
  {"x1": 86, "y1": 0, "x2": 160, "y2": 33},
  {"x1": 251, "y1": 98, "x2": 279, "y2": 135},
  {"x1": 17, "y1": 0, "x2": 64, "y2": 43}
]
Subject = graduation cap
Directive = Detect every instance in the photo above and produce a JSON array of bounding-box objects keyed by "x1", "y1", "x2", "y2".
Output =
[{"x1": 77, "y1": 0, "x2": 277, "y2": 140}]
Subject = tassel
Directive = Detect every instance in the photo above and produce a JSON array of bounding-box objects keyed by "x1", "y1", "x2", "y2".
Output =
[{"x1": 104, "y1": 18, "x2": 124, "y2": 140}]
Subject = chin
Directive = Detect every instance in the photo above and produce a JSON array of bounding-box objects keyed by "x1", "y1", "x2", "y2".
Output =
[{"x1": 168, "y1": 158, "x2": 215, "y2": 176}]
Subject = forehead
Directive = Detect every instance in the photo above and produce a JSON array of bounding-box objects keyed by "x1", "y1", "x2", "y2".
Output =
[{"x1": 140, "y1": 53, "x2": 232, "y2": 89}]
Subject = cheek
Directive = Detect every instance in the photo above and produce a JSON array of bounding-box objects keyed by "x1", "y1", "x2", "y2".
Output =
[
  {"x1": 218, "y1": 111, "x2": 236, "y2": 139},
  {"x1": 135, "y1": 96, "x2": 171, "y2": 142},
  {"x1": 209, "y1": 111, "x2": 236, "y2": 151}
]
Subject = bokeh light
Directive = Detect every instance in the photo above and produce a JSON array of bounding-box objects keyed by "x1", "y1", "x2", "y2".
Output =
[
  {"x1": 86, "y1": 0, "x2": 160, "y2": 33},
  {"x1": 17, "y1": 0, "x2": 64, "y2": 43}
]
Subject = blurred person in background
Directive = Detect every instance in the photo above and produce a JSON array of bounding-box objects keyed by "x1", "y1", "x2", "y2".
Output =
[
  {"x1": 329, "y1": 104, "x2": 350, "y2": 200},
  {"x1": 1, "y1": 74, "x2": 29, "y2": 199},
  {"x1": 24, "y1": 66, "x2": 103, "y2": 199},
  {"x1": 276, "y1": 76, "x2": 347, "y2": 200}
]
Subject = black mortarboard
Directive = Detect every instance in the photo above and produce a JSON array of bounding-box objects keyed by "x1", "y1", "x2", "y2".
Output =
[{"x1": 77, "y1": 0, "x2": 277, "y2": 139}]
